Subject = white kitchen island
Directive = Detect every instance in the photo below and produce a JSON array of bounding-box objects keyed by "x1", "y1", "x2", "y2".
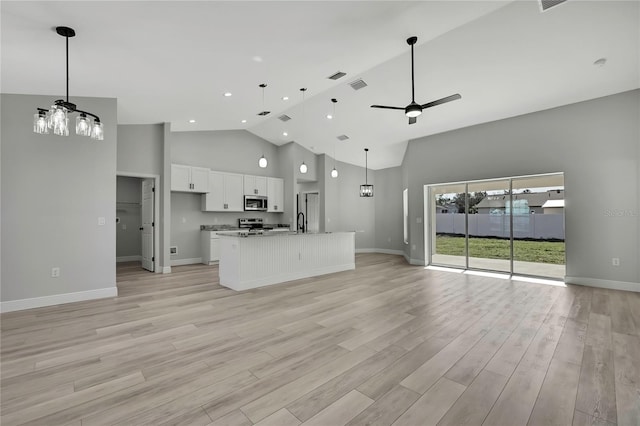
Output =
[{"x1": 218, "y1": 231, "x2": 355, "y2": 291}]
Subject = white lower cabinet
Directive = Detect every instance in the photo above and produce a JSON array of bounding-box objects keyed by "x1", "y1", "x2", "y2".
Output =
[
  {"x1": 202, "y1": 171, "x2": 244, "y2": 212},
  {"x1": 201, "y1": 231, "x2": 220, "y2": 264}
]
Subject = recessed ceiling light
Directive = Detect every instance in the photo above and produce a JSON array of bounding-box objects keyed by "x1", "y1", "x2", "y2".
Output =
[
  {"x1": 189, "y1": 119, "x2": 196, "y2": 123},
  {"x1": 252, "y1": 56, "x2": 263, "y2": 63},
  {"x1": 283, "y1": 131, "x2": 288, "y2": 136},
  {"x1": 326, "y1": 114, "x2": 333, "y2": 120},
  {"x1": 593, "y1": 58, "x2": 607, "y2": 67},
  {"x1": 223, "y1": 92, "x2": 232, "y2": 97},
  {"x1": 241, "y1": 119, "x2": 247, "y2": 123},
  {"x1": 282, "y1": 96, "x2": 289, "y2": 101}
]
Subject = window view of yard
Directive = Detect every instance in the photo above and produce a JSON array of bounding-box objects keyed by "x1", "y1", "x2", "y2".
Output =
[
  {"x1": 430, "y1": 174, "x2": 566, "y2": 278},
  {"x1": 435, "y1": 235, "x2": 565, "y2": 265}
]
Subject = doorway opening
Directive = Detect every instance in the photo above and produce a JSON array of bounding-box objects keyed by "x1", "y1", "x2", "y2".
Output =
[
  {"x1": 297, "y1": 192, "x2": 320, "y2": 233},
  {"x1": 425, "y1": 172, "x2": 565, "y2": 280},
  {"x1": 116, "y1": 173, "x2": 160, "y2": 275}
]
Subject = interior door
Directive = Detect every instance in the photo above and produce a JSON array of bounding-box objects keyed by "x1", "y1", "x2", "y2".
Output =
[
  {"x1": 141, "y1": 179, "x2": 155, "y2": 272},
  {"x1": 305, "y1": 193, "x2": 320, "y2": 233}
]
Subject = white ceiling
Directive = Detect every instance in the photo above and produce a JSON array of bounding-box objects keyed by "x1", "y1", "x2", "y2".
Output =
[{"x1": 2, "y1": 1, "x2": 638, "y2": 170}]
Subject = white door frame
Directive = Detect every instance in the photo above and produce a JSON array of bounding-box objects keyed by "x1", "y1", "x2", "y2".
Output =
[
  {"x1": 299, "y1": 190, "x2": 320, "y2": 233},
  {"x1": 116, "y1": 171, "x2": 161, "y2": 273}
]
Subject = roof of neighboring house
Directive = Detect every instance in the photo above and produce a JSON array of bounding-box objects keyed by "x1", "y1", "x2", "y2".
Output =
[
  {"x1": 475, "y1": 190, "x2": 564, "y2": 209},
  {"x1": 542, "y1": 199, "x2": 565, "y2": 208}
]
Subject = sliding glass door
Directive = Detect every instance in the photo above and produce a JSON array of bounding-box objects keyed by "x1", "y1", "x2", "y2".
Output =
[
  {"x1": 511, "y1": 175, "x2": 565, "y2": 279},
  {"x1": 428, "y1": 173, "x2": 565, "y2": 279},
  {"x1": 430, "y1": 183, "x2": 467, "y2": 268},
  {"x1": 467, "y1": 180, "x2": 511, "y2": 273}
]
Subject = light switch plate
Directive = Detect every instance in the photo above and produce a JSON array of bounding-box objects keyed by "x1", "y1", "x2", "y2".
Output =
[{"x1": 98, "y1": 217, "x2": 106, "y2": 226}]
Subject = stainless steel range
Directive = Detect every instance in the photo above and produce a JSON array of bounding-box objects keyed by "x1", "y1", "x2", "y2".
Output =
[{"x1": 238, "y1": 218, "x2": 264, "y2": 234}]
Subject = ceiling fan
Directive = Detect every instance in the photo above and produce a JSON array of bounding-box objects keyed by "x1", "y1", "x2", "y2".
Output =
[{"x1": 371, "y1": 36, "x2": 461, "y2": 125}]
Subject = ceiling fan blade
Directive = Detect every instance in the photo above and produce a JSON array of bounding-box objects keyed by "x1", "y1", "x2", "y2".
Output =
[
  {"x1": 421, "y1": 94, "x2": 462, "y2": 109},
  {"x1": 371, "y1": 105, "x2": 405, "y2": 110},
  {"x1": 408, "y1": 117, "x2": 417, "y2": 125}
]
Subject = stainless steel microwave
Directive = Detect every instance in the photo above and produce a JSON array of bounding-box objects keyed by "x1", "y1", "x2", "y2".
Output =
[{"x1": 244, "y1": 195, "x2": 268, "y2": 211}]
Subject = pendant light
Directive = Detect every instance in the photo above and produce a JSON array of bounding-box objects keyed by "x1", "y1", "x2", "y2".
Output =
[
  {"x1": 33, "y1": 26, "x2": 104, "y2": 140},
  {"x1": 330, "y1": 98, "x2": 338, "y2": 178},
  {"x1": 257, "y1": 84, "x2": 269, "y2": 167},
  {"x1": 360, "y1": 148, "x2": 373, "y2": 197},
  {"x1": 299, "y1": 88, "x2": 308, "y2": 174}
]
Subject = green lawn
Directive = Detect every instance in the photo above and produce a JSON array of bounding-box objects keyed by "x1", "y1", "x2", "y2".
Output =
[{"x1": 435, "y1": 235, "x2": 565, "y2": 265}]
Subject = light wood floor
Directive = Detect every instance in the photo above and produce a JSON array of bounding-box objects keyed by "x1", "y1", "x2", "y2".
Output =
[{"x1": 1, "y1": 254, "x2": 639, "y2": 426}]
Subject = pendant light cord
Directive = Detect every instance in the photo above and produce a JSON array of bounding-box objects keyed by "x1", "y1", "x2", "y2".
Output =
[
  {"x1": 65, "y1": 35, "x2": 70, "y2": 103},
  {"x1": 365, "y1": 149, "x2": 368, "y2": 184}
]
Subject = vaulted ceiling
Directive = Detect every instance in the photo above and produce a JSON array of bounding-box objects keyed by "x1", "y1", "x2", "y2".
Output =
[{"x1": 2, "y1": 1, "x2": 638, "y2": 169}]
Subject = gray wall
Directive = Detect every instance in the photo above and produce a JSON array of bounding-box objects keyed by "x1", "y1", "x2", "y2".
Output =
[
  {"x1": 374, "y1": 166, "x2": 404, "y2": 252},
  {"x1": 116, "y1": 176, "x2": 142, "y2": 258},
  {"x1": 404, "y1": 90, "x2": 639, "y2": 286},
  {"x1": 1, "y1": 93, "x2": 118, "y2": 302},
  {"x1": 322, "y1": 156, "x2": 376, "y2": 249},
  {"x1": 117, "y1": 124, "x2": 163, "y2": 176}
]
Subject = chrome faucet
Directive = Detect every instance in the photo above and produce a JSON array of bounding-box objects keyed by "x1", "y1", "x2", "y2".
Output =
[{"x1": 297, "y1": 212, "x2": 305, "y2": 233}]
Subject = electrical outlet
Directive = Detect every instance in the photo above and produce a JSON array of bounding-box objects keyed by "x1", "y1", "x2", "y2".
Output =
[
  {"x1": 612, "y1": 258, "x2": 620, "y2": 266},
  {"x1": 51, "y1": 267, "x2": 60, "y2": 278},
  {"x1": 182, "y1": 217, "x2": 186, "y2": 224},
  {"x1": 122, "y1": 224, "x2": 127, "y2": 230},
  {"x1": 416, "y1": 217, "x2": 422, "y2": 224}
]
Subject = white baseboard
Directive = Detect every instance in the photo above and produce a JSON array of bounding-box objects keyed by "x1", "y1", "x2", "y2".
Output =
[
  {"x1": 116, "y1": 255, "x2": 142, "y2": 263},
  {"x1": 162, "y1": 266, "x2": 172, "y2": 274},
  {"x1": 355, "y1": 248, "x2": 404, "y2": 256},
  {"x1": 171, "y1": 258, "x2": 202, "y2": 266},
  {"x1": 402, "y1": 252, "x2": 425, "y2": 266},
  {"x1": 565, "y1": 276, "x2": 640, "y2": 293},
  {"x1": 1, "y1": 287, "x2": 118, "y2": 313}
]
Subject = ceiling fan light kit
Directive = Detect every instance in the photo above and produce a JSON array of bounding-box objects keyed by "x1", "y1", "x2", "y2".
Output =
[
  {"x1": 371, "y1": 36, "x2": 461, "y2": 125},
  {"x1": 33, "y1": 26, "x2": 104, "y2": 140}
]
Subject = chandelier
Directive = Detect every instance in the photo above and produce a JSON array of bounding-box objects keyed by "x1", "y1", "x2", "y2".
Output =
[
  {"x1": 33, "y1": 26, "x2": 103, "y2": 140},
  {"x1": 360, "y1": 148, "x2": 373, "y2": 197}
]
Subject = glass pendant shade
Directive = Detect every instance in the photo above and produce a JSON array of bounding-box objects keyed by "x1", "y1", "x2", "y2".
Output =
[
  {"x1": 52, "y1": 109, "x2": 69, "y2": 136},
  {"x1": 360, "y1": 184, "x2": 374, "y2": 197},
  {"x1": 33, "y1": 112, "x2": 49, "y2": 134},
  {"x1": 331, "y1": 168, "x2": 338, "y2": 178},
  {"x1": 300, "y1": 162, "x2": 308, "y2": 174},
  {"x1": 75, "y1": 114, "x2": 91, "y2": 136},
  {"x1": 258, "y1": 155, "x2": 268, "y2": 168},
  {"x1": 91, "y1": 120, "x2": 104, "y2": 140},
  {"x1": 48, "y1": 105, "x2": 67, "y2": 130}
]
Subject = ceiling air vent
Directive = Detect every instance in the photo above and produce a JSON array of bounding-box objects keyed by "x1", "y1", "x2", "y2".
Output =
[
  {"x1": 336, "y1": 135, "x2": 349, "y2": 141},
  {"x1": 278, "y1": 114, "x2": 291, "y2": 122},
  {"x1": 257, "y1": 111, "x2": 270, "y2": 116},
  {"x1": 349, "y1": 79, "x2": 368, "y2": 91},
  {"x1": 328, "y1": 71, "x2": 347, "y2": 80},
  {"x1": 539, "y1": 0, "x2": 568, "y2": 12}
]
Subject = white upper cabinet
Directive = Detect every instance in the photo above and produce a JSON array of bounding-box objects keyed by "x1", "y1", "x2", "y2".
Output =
[
  {"x1": 171, "y1": 164, "x2": 210, "y2": 193},
  {"x1": 243, "y1": 175, "x2": 267, "y2": 196},
  {"x1": 267, "y1": 177, "x2": 284, "y2": 213},
  {"x1": 202, "y1": 171, "x2": 244, "y2": 212}
]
